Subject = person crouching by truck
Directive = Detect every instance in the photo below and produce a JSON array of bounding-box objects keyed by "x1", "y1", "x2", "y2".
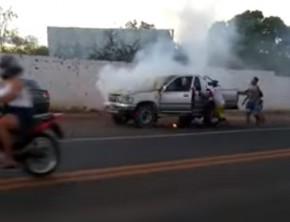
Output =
[{"x1": 211, "y1": 80, "x2": 226, "y2": 122}]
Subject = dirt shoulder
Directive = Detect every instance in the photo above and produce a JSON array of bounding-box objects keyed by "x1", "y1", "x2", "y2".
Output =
[{"x1": 60, "y1": 111, "x2": 290, "y2": 139}]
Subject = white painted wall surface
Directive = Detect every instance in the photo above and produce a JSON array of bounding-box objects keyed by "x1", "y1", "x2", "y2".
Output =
[{"x1": 4, "y1": 54, "x2": 290, "y2": 111}]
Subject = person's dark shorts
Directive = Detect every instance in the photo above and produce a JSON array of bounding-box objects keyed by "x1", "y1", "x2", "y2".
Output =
[
  {"x1": 246, "y1": 101, "x2": 261, "y2": 114},
  {"x1": 5, "y1": 106, "x2": 34, "y2": 129}
]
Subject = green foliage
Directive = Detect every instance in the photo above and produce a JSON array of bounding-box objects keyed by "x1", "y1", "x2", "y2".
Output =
[
  {"x1": 209, "y1": 10, "x2": 290, "y2": 75},
  {"x1": 125, "y1": 20, "x2": 155, "y2": 29},
  {"x1": 89, "y1": 30, "x2": 141, "y2": 62},
  {"x1": 89, "y1": 20, "x2": 155, "y2": 61},
  {"x1": 0, "y1": 6, "x2": 17, "y2": 48},
  {"x1": 0, "y1": 7, "x2": 48, "y2": 56}
]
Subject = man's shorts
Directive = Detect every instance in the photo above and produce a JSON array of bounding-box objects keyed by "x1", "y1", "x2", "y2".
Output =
[{"x1": 246, "y1": 101, "x2": 261, "y2": 114}]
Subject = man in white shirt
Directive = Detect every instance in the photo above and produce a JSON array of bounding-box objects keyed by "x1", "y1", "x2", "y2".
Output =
[{"x1": 211, "y1": 80, "x2": 226, "y2": 121}]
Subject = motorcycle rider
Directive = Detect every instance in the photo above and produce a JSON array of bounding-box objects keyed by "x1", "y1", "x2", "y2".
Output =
[{"x1": 0, "y1": 55, "x2": 34, "y2": 168}]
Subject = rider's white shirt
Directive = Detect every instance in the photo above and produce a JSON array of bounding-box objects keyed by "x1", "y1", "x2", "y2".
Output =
[{"x1": 0, "y1": 83, "x2": 33, "y2": 108}]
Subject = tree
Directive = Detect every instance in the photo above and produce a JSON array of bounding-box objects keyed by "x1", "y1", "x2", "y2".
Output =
[
  {"x1": 1, "y1": 32, "x2": 49, "y2": 56},
  {"x1": 139, "y1": 21, "x2": 155, "y2": 29},
  {"x1": 0, "y1": 7, "x2": 48, "y2": 55},
  {"x1": 207, "y1": 20, "x2": 241, "y2": 68},
  {"x1": 0, "y1": 7, "x2": 48, "y2": 56},
  {"x1": 125, "y1": 20, "x2": 138, "y2": 29},
  {"x1": 89, "y1": 30, "x2": 140, "y2": 62},
  {"x1": 28, "y1": 45, "x2": 49, "y2": 56},
  {"x1": 125, "y1": 20, "x2": 155, "y2": 29},
  {"x1": 208, "y1": 10, "x2": 290, "y2": 75},
  {"x1": 0, "y1": 7, "x2": 17, "y2": 48}
]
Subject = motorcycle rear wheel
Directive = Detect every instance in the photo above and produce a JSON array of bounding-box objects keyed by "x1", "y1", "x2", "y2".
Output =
[{"x1": 22, "y1": 133, "x2": 61, "y2": 177}]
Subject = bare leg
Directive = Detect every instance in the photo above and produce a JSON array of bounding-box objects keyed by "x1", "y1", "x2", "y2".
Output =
[
  {"x1": 259, "y1": 112, "x2": 265, "y2": 124},
  {"x1": 246, "y1": 112, "x2": 251, "y2": 124},
  {"x1": 0, "y1": 114, "x2": 19, "y2": 168},
  {"x1": 254, "y1": 114, "x2": 261, "y2": 126},
  {"x1": 255, "y1": 107, "x2": 264, "y2": 126},
  {"x1": 0, "y1": 126, "x2": 15, "y2": 166}
]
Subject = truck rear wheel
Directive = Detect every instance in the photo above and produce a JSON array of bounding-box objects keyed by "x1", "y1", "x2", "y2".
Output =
[{"x1": 134, "y1": 104, "x2": 157, "y2": 128}]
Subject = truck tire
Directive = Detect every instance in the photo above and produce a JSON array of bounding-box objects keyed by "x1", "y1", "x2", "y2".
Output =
[
  {"x1": 178, "y1": 115, "x2": 193, "y2": 128},
  {"x1": 112, "y1": 114, "x2": 130, "y2": 125},
  {"x1": 134, "y1": 104, "x2": 157, "y2": 128}
]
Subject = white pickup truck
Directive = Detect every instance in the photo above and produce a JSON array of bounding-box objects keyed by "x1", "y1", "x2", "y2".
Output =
[{"x1": 104, "y1": 74, "x2": 239, "y2": 128}]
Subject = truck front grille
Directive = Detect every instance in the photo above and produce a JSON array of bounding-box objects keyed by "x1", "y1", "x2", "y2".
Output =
[{"x1": 109, "y1": 95, "x2": 119, "y2": 102}]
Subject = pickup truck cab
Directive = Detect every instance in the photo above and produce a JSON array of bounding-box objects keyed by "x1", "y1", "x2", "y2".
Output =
[{"x1": 104, "y1": 74, "x2": 239, "y2": 128}]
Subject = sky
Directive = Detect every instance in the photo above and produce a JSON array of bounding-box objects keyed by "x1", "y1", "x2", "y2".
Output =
[{"x1": 1, "y1": 0, "x2": 290, "y2": 45}]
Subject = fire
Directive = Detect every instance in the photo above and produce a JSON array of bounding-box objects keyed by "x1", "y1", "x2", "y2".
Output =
[{"x1": 172, "y1": 123, "x2": 178, "y2": 128}]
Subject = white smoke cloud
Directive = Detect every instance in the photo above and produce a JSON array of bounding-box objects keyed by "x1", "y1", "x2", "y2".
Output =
[{"x1": 96, "y1": 1, "x2": 239, "y2": 106}]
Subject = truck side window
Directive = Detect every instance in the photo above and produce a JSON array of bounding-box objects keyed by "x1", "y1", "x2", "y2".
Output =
[
  {"x1": 166, "y1": 77, "x2": 193, "y2": 92},
  {"x1": 193, "y1": 77, "x2": 201, "y2": 91}
]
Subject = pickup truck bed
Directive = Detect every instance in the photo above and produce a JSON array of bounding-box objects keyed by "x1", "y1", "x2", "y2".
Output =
[{"x1": 222, "y1": 89, "x2": 239, "y2": 109}]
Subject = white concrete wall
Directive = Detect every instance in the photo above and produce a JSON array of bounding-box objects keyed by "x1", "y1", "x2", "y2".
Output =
[
  {"x1": 15, "y1": 55, "x2": 107, "y2": 110},
  {"x1": 5, "y1": 54, "x2": 290, "y2": 111}
]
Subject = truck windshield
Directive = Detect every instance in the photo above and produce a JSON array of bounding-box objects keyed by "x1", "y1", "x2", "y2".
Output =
[
  {"x1": 153, "y1": 75, "x2": 176, "y2": 89},
  {"x1": 203, "y1": 75, "x2": 216, "y2": 83}
]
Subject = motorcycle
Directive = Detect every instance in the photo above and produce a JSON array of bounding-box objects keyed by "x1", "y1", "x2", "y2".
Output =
[{"x1": 1, "y1": 113, "x2": 64, "y2": 177}]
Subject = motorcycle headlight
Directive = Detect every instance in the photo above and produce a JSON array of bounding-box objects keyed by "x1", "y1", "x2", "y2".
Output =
[{"x1": 117, "y1": 95, "x2": 134, "y2": 104}]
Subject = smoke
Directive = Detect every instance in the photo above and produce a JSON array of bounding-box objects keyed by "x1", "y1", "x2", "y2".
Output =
[
  {"x1": 96, "y1": 1, "x2": 239, "y2": 106},
  {"x1": 175, "y1": 2, "x2": 214, "y2": 67}
]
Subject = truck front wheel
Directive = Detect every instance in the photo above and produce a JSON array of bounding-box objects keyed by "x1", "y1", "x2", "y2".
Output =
[{"x1": 134, "y1": 104, "x2": 157, "y2": 128}]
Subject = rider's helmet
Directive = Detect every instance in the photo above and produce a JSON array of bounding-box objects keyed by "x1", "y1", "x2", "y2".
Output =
[{"x1": 0, "y1": 55, "x2": 23, "y2": 80}]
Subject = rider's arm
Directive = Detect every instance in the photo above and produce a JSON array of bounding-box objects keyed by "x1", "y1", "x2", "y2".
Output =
[{"x1": 0, "y1": 82, "x2": 20, "y2": 103}]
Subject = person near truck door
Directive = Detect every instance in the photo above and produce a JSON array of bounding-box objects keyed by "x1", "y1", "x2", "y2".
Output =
[
  {"x1": 211, "y1": 80, "x2": 226, "y2": 121},
  {"x1": 203, "y1": 88, "x2": 215, "y2": 121},
  {"x1": 241, "y1": 77, "x2": 264, "y2": 125}
]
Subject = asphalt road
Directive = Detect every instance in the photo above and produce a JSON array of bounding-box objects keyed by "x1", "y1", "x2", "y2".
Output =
[{"x1": 1, "y1": 125, "x2": 290, "y2": 221}]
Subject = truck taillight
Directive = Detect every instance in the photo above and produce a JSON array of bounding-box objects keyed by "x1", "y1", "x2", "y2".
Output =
[
  {"x1": 43, "y1": 91, "x2": 49, "y2": 98},
  {"x1": 206, "y1": 89, "x2": 213, "y2": 98}
]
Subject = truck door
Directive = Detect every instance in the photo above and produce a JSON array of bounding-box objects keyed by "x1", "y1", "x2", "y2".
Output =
[
  {"x1": 193, "y1": 76, "x2": 205, "y2": 112},
  {"x1": 159, "y1": 76, "x2": 193, "y2": 112}
]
